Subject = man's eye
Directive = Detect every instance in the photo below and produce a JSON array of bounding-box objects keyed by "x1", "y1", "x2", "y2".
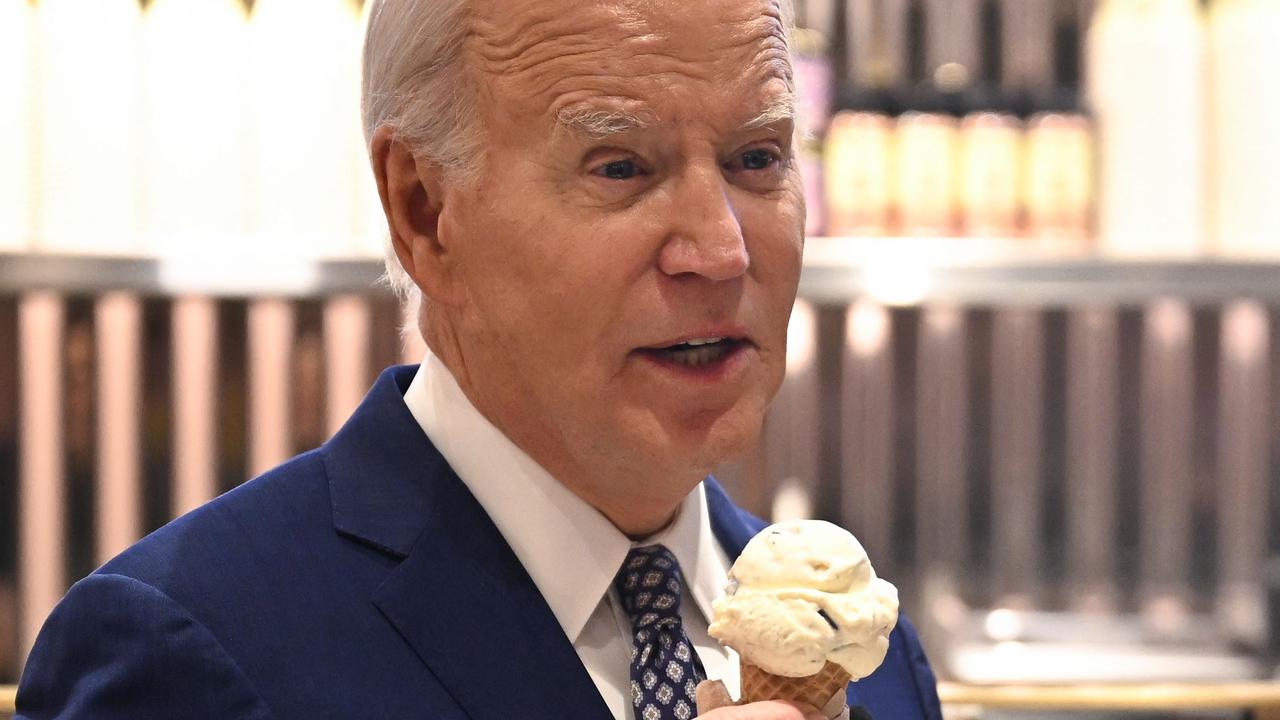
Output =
[
  {"x1": 595, "y1": 159, "x2": 642, "y2": 180},
  {"x1": 740, "y1": 148, "x2": 778, "y2": 171}
]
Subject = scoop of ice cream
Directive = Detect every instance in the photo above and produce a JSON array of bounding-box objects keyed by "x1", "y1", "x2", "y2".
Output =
[{"x1": 709, "y1": 519, "x2": 898, "y2": 679}]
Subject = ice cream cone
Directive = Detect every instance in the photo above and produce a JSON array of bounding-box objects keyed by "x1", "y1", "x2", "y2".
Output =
[
  {"x1": 710, "y1": 520, "x2": 897, "y2": 713},
  {"x1": 738, "y1": 659, "x2": 850, "y2": 709}
]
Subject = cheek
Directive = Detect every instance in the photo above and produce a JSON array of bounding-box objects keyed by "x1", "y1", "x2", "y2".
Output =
[
  {"x1": 743, "y1": 206, "x2": 804, "y2": 285},
  {"x1": 461, "y1": 223, "x2": 633, "y2": 360}
]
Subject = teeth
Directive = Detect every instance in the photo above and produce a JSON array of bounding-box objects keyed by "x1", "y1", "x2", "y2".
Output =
[
  {"x1": 666, "y1": 341, "x2": 732, "y2": 367},
  {"x1": 684, "y1": 337, "x2": 725, "y2": 347}
]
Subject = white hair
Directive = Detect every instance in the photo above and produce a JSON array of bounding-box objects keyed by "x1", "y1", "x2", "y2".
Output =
[{"x1": 360, "y1": 0, "x2": 796, "y2": 329}]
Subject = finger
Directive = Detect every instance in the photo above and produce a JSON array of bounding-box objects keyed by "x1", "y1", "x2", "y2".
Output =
[
  {"x1": 695, "y1": 679, "x2": 735, "y2": 714},
  {"x1": 696, "y1": 699, "x2": 825, "y2": 719}
]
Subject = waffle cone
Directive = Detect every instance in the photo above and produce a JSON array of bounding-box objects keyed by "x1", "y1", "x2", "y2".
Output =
[{"x1": 738, "y1": 660, "x2": 850, "y2": 709}]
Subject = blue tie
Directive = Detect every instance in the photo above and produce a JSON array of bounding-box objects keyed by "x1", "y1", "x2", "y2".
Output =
[{"x1": 614, "y1": 545, "x2": 707, "y2": 720}]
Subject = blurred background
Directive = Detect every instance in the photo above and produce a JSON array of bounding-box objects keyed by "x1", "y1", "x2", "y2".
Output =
[{"x1": 3, "y1": 0, "x2": 1280, "y2": 717}]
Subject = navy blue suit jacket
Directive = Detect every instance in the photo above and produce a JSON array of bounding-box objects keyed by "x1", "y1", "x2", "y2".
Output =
[{"x1": 17, "y1": 365, "x2": 943, "y2": 719}]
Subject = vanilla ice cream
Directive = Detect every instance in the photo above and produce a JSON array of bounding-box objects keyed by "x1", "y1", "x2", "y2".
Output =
[{"x1": 709, "y1": 519, "x2": 898, "y2": 680}]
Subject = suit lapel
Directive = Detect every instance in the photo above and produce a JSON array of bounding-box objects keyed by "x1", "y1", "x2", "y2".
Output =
[
  {"x1": 371, "y1": 468, "x2": 610, "y2": 720},
  {"x1": 324, "y1": 366, "x2": 610, "y2": 720}
]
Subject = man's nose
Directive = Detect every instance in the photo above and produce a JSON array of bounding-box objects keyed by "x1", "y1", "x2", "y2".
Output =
[{"x1": 656, "y1": 166, "x2": 749, "y2": 281}]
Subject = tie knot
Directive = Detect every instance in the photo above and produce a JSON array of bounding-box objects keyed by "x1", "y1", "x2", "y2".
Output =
[{"x1": 614, "y1": 545, "x2": 687, "y2": 630}]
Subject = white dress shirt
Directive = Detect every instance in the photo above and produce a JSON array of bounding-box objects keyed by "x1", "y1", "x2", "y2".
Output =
[{"x1": 403, "y1": 352, "x2": 741, "y2": 720}]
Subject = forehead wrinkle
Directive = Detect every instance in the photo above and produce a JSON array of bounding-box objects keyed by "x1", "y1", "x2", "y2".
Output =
[
  {"x1": 469, "y1": 2, "x2": 664, "y2": 77},
  {"x1": 477, "y1": 36, "x2": 667, "y2": 80},
  {"x1": 469, "y1": 2, "x2": 629, "y2": 62},
  {"x1": 741, "y1": 16, "x2": 793, "y2": 89},
  {"x1": 486, "y1": 39, "x2": 724, "y2": 106},
  {"x1": 518, "y1": 36, "x2": 788, "y2": 113},
  {"x1": 471, "y1": 0, "x2": 789, "y2": 83},
  {"x1": 496, "y1": 45, "x2": 737, "y2": 116},
  {"x1": 469, "y1": 0, "x2": 795, "y2": 129}
]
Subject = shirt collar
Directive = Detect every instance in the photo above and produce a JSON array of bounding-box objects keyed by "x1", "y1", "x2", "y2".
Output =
[{"x1": 402, "y1": 352, "x2": 730, "y2": 642}]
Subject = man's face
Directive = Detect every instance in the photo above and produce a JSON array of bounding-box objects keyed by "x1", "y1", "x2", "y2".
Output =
[{"x1": 437, "y1": 0, "x2": 803, "y2": 513}]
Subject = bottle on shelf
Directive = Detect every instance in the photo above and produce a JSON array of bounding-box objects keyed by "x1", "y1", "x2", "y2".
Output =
[
  {"x1": 1207, "y1": 0, "x2": 1280, "y2": 258},
  {"x1": 892, "y1": 0, "x2": 964, "y2": 237},
  {"x1": 824, "y1": 89, "x2": 898, "y2": 237},
  {"x1": 142, "y1": 0, "x2": 251, "y2": 258},
  {"x1": 1022, "y1": 112, "x2": 1094, "y2": 252},
  {"x1": 36, "y1": 0, "x2": 144, "y2": 255},
  {"x1": 824, "y1": 0, "x2": 905, "y2": 239},
  {"x1": 957, "y1": 0, "x2": 1024, "y2": 240},
  {"x1": 1087, "y1": 0, "x2": 1206, "y2": 258},
  {"x1": 1023, "y1": 1, "x2": 1095, "y2": 251},
  {"x1": 894, "y1": 91, "x2": 967, "y2": 240},
  {"x1": 0, "y1": 0, "x2": 34, "y2": 252},
  {"x1": 249, "y1": 0, "x2": 366, "y2": 261},
  {"x1": 958, "y1": 110, "x2": 1022, "y2": 240}
]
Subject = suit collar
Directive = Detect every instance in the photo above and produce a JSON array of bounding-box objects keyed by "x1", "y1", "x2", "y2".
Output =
[
  {"x1": 704, "y1": 476, "x2": 764, "y2": 558},
  {"x1": 323, "y1": 365, "x2": 438, "y2": 557}
]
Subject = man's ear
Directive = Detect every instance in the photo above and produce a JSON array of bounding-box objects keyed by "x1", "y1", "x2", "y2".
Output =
[{"x1": 370, "y1": 125, "x2": 464, "y2": 306}]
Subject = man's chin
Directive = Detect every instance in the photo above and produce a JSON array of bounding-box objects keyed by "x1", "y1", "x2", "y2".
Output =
[{"x1": 652, "y1": 405, "x2": 766, "y2": 473}]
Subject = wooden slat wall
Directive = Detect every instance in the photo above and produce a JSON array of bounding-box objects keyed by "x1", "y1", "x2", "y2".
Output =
[
  {"x1": 2, "y1": 291, "x2": 408, "y2": 681},
  {"x1": 990, "y1": 308, "x2": 1046, "y2": 606},
  {"x1": 17, "y1": 292, "x2": 64, "y2": 665},
  {"x1": 171, "y1": 296, "x2": 219, "y2": 517},
  {"x1": 1, "y1": 292, "x2": 1277, "y2": 683},
  {"x1": 1140, "y1": 300, "x2": 1196, "y2": 617},
  {"x1": 915, "y1": 305, "x2": 970, "y2": 600},
  {"x1": 95, "y1": 293, "x2": 142, "y2": 564}
]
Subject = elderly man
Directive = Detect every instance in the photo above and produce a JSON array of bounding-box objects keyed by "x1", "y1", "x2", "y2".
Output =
[{"x1": 16, "y1": 0, "x2": 941, "y2": 718}]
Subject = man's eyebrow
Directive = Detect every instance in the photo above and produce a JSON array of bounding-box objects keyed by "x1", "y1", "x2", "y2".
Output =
[
  {"x1": 740, "y1": 95, "x2": 796, "y2": 131},
  {"x1": 554, "y1": 95, "x2": 795, "y2": 138},
  {"x1": 555, "y1": 106, "x2": 651, "y2": 138}
]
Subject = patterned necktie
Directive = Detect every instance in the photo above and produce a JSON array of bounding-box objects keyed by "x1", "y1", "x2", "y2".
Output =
[{"x1": 614, "y1": 545, "x2": 707, "y2": 720}]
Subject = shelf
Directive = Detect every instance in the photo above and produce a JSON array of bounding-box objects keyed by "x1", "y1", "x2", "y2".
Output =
[
  {"x1": 937, "y1": 681, "x2": 1280, "y2": 711},
  {"x1": 802, "y1": 238, "x2": 1280, "y2": 306},
  {"x1": 3, "y1": 240, "x2": 1280, "y2": 304},
  {"x1": 0, "y1": 253, "x2": 385, "y2": 298}
]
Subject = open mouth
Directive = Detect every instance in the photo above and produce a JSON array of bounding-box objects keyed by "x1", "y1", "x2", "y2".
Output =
[{"x1": 642, "y1": 337, "x2": 748, "y2": 369}]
